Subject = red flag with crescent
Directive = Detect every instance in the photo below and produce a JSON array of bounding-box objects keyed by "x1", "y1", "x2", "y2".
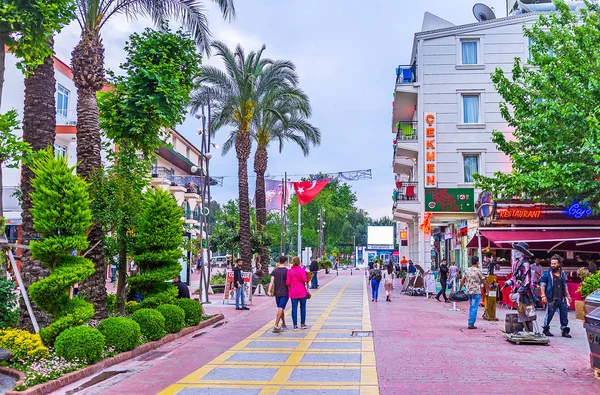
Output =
[{"x1": 292, "y1": 179, "x2": 330, "y2": 205}]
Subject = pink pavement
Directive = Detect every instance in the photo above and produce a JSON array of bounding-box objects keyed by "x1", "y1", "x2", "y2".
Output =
[
  {"x1": 371, "y1": 276, "x2": 600, "y2": 395},
  {"x1": 56, "y1": 269, "x2": 339, "y2": 395}
]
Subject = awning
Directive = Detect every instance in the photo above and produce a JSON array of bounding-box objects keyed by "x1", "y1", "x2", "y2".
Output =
[
  {"x1": 392, "y1": 250, "x2": 400, "y2": 257},
  {"x1": 467, "y1": 229, "x2": 600, "y2": 252}
]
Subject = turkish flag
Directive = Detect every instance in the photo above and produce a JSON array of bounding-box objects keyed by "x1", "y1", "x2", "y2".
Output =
[{"x1": 292, "y1": 179, "x2": 330, "y2": 205}]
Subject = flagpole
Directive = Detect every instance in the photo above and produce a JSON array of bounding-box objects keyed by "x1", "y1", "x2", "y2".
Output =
[
  {"x1": 297, "y1": 202, "x2": 302, "y2": 262},
  {"x1": 280, "y1": 175, "x2": 285, "y2": 255}
]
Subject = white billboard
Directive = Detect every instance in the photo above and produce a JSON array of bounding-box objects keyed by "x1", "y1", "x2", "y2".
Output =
[{"x1": 367, "y1": 226, "x2": 394, "y2": 250}]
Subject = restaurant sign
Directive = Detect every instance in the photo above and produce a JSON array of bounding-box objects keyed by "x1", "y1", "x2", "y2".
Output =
[{"x1": 425, "y1": 188, "x2": 475, "y2": 213}]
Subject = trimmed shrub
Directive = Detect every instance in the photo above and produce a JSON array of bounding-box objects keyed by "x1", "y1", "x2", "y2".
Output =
[
  {"x1": 173, "y1": 298, "x2": 203, "y2": 327},
  {"x1": 157, "y1": 304, "x2": 185, "y2": 334},
  {"x1": 55, "y1": 326, "x2": 105, "y2": 364},
  {"x1": 138, "y1": 286, "x2": 177, "y2": 309},
  {"x1": 131, "y1": 308, "x2": 165, "y2": 341},
  {"x1": 125, "y1": 300, "x2": 141, "y2": 315},
  {"x1": 106, "y1": 294, "x2": 116, "y2": 315},
  {"x1": 98, "y1": 317, "x2": 141, "y2": 352},
  {"x1": 0, "y1": 329, "x2": 49, "y2": 362}
]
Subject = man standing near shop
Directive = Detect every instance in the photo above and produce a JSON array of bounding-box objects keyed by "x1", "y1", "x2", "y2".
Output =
[
  {"x1": 460, "y1": 256, "x2": 485, "y2": 329},
  {"x1": 435, "y1": 259, "x2": 449, "y2": 303},
  {"x1": 234, "y1": 258, "x2": 249, "y2": 311},
  {"x1": 267, "y1": 256, "x2": 289, "y2": 332},
  {"x1": 310, "y1": 256, "x2": 319, "y2": 289},
  {"x1": 540, "y1": 255, "x2": 572, "y2": 338}
]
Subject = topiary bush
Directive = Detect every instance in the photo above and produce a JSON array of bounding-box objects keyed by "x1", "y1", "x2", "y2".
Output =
[
  {"x1": 131, "y1": 308, "x2": 165, "y2": 341},
  {"x1": 26, "y1": 149, "x2": 95, "y2": 345},
  {"x1": 55, "y1": 326, "x2": 105, "y2": 364},
  {"x1": 157, "y1": 304, "x2": 185, "y2": 333},
  {"x1": 129, "y1": 189, "x2": 183, "y2": 308},
  {"x1": 0, "y1": 329, "x2": 49, "y2": 362},
  {"x1": 173, "y1": 298, "x2": 203, "y2": 327},
  {"x1": 98, "y1": 317, "x2": 141, "y2": 352},
  {"x1": 125, "y1": 300, "x2": 141, "y2": 315}
]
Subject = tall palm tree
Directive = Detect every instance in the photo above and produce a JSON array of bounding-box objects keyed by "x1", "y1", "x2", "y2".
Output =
[
  {"x1": 71, "y1": 0, "x2": 235, "y2": 317},
  {"x1": 18, "y1": 49, "x2": 56, "y2": 331},
  {"x1": 190, "y1": 42, "x2": 298, "y2": 270},
  {"x1": 251, "y1": 87, "x2": 320, "y2": 265}
]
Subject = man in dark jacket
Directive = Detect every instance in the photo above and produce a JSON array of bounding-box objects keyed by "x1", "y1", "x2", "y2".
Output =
[
  {"x1": 173, "y1": 275, "x2": 190, "y2": 299},
  {"x1": 435, "y1": 259, "x2": 449, "y2": 303},
  {"x1": 310, "y1": 256, "x2": 319, "y2": 289},
  {"x1": 234, "y1": 258, "x2": 249, "y2": 310},
  {"x1": 540, "y1": 255, "x2": 571, "y2": 338}
]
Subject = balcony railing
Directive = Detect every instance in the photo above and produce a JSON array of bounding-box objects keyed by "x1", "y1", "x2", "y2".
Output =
[
  {"x1": 56, "y1": 110, "x2": 77, "y2": 126},
  {"x1": 393, "y1": 182, "x2": 418, "y2": 203},
  {"x1": 152, "y1": 166, "x2": 173, "y2": 179},
  {"x1": 395, "y1": 121, "x2": 418, "y2": 141},
  {"x1": 395, "y1": 64, "x2": 417, "y2": 84}
]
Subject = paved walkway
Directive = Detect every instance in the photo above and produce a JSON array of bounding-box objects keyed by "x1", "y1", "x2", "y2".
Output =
[{"x1": 160, "y1": 275, "x2": 377, "y2": 395}]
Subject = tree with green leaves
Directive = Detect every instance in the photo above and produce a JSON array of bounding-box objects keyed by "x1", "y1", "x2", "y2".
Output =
[
  {"x1": 27, "y1": 149, "x2": 95, "y2": 345},
  {"x1": 475, "y1": 0, "x2": 600, "y2": 210},
  {"x1": 0, "y1": 111, "x2": 29, "y2": 218},
  {"x1": 71, "y1": 0, "x2": 234, "y2": 321},
  {"x1": 95, "y1": 26, "x2": 200, "y2": 315},
  {"x1": 191, "y1": 42, "x2": 300, "y2": 270},
  {"x1": 129, "y1": 189, "x2": 183, "y2": 309}
]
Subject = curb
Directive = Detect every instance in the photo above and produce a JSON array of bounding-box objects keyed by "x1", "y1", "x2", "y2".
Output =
[
  {"x1": 0, "y1": 366, "x2": 25, "y2": 383},
  {"x1": 6, "y1": 314, "x2": 224, "y2": 395}
]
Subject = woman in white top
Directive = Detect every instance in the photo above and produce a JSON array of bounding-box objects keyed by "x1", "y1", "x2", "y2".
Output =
[{"x1": 383, "y1": 263, "x2": 395, "y2": 302}]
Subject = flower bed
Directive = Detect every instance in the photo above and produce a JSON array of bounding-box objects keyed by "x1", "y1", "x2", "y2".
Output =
[{"x1": 5, "y1": 314, "x2": 223, "y2": 394}]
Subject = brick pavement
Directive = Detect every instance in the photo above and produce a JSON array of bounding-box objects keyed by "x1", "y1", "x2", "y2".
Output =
[{"x1": 370, "y1": 276, "x2": 600, "y2": 395}]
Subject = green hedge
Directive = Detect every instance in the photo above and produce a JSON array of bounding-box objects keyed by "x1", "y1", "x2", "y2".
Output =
[
  {"x1": 55, "y1": 326, "x2": 105, "y2": 364},
  {"x1": 131, "y1": 308, "x2": 165, "y2": 341},
  {"x1": 98, "y1": 317, "x2": 141, "y2": 352},
  {"x1": 157, "y1": 304, "x2": 185, "y2": 334},
  {"x1": 173, "y1": 299, "x2": 203, "y2": 327}
]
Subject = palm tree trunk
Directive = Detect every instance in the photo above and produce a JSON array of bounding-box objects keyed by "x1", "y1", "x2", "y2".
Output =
[
  {"x1": 19, "y1": 48, "x2": 56, "y2": 331},
  {"x1": 72, "y1": 28, "x2": 107, "y2": 319},
  {"x1": 236, "y1": 131, "x2": 252, "y2": 272},
  {"x1": 253, "y1": 145, "x2": 269, "y2": 268}
]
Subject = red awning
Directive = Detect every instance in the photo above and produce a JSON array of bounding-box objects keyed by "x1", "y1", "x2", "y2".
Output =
[{"x1": 467, "y1": 229, "x2": 600, "y2": 252}]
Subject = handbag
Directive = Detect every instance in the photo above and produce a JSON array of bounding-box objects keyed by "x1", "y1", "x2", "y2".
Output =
[{"x1": 292, "y1": 268, "x2": 311, "y2": 299}]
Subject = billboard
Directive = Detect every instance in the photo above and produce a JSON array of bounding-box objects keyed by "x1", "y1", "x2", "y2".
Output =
[
  {"x1": 367, "y1": 226, "x2": 394, "y2": 250},
  {"x1": 424, "y1": 188, "x2": 474, "y2": 213}
]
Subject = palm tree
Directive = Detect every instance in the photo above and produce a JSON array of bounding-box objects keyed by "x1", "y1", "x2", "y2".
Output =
[
  {"x1": 70, "y1": 0, "x2": 235, "y2": 317},
  {"x1": 190, "y1": 42, "x2": 298, "y2": 271},
  {"x1": 251, "y1": 87, "x2": 320, "y2": 266}
]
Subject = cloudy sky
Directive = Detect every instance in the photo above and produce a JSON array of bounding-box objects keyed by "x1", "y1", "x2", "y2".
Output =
[{"x1": 55, "y1": 0, "x2": 507, "y2": 219}]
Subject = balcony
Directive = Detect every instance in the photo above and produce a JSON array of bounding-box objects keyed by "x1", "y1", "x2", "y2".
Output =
[
  {"x1": 392, "y1": 182, "x2": 420, "y2": 221},
  {"x1": 151, "y1": 166, "x2": 173, "y2": 179},
  {"x1": 394, "y1": 182, "x2": 418, "y2": 202},
  {"x1": 395, "y1": 65, "x2": 417, "y2": 84},
  {"x1": 395, "y1": 121, "x2": 417, "y2": 141}
]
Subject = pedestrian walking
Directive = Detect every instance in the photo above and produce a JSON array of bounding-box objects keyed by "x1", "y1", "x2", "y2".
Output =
[
  {"x1": 383, "y1": 263, "x2": 395, "y2": 302},
  {"x1": 459, "y1": 256, "x2": 484, "y2": 329},
  {"x1": 173, "y1": 275, "x2": 190, "y2": 299},
  {"x1": 370, "y1": 263, "x2": 382, "y2": 302},
  {"x1": 309, "y1": 256, "x2": 319, "y2": 289},
  {"x1": 435, "y1": 259, "x2": 449, "y2": 303},
  {"x1": 267, "y1": 256, "x2": 289, "y2": 332},
  {"x1": 540, "y1": 254, "x2": 572, "y2": 338},
  {"x1": 234, "y1": 258, "x2": 249, "y2": 311},
  {"x1": 448, "y1": 260, "x2": 460, "y2": 290},
  {"x1": 286, "y1": 256, "x2": 308, "y2": 330}
]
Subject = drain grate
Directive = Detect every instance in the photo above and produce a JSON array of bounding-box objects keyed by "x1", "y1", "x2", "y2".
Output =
[
  {"x1": 192, "y1": 331, "x2": 206, "y2": 338},
  {"x1": 212, "y1": 321, "x2": 227, "y2": 328},
  {"x1": 65, "y1": 370, "x2": 129, "y2": 394},
  {"x1": 351, "y1": 330, "x2": 373, "y2": 337},
  {"x1": 136, "y1": 350, "x2": 169, "y2": 361}
]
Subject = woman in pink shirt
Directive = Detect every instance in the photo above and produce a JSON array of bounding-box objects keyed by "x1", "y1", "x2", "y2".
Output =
[{"x1": 286, "y1": 256, "x2": 308, "y2": 330}]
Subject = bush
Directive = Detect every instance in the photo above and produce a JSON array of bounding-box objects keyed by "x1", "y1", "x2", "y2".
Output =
[
  {"x1": 580, "y1": 271, "x2": 600, "y2": 299},
  {"x1": 260, "y1": 274, "x2": 271, "y2": 285},
  {"x1": 0, "y1": 329, "x2": 49, "y2": 362},
  {"x1": 125, "y1": 300, "x2": 140, "y2": 315},
  {"x1": 0, "y1": 279, "x2": 19, "y2": 329},
  {"x1": 106, "y1": 294, "x2": 116, "y2": 315},
  {"x1": 138, "y1": 286, "x2": 177, "y2": 309},
  {"x1": 131, "y1": 308, "x2": 165, "y2": 341},
  {"x1": 173, "y1": 298, "x2": 203, "y2": 327},
  {"x1": 98, "y1": 317, "x2": 141, "y2": 352},
  {"x1": 209, "y1": 273, "x2": 226, "y2": 285},
  {"x1": 55, "y1": 326, "x2": 105, "y2": 364},
  {"x1": 156, "y1": 304, "x2": 185, "y2": 333},
  {"x1": 318, "y1": 259, "x2": 333, "y2": 270}
]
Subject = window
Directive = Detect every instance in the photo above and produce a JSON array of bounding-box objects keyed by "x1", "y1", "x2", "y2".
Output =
[
  {"x1": 528, "y1": 36, "x2": 553, "y2": 63},
  {"x1": 461, "y1": 40, "x2": 478, "y2": 65},
  {"x1": 54, "y1": 143, "x2": 66, "y2": 158},
  {"x1": 463, "y1": 155, "x2": 479, "y2": 183},
  {"x1": 462, "y1": 95, "x2": 480, "y2": 124},
  {"x1": 57, "y1": 85, "x2": 69, "y2": 119}
]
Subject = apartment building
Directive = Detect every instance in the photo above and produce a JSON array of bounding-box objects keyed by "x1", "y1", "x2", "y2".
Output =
[{"x1": 391, "y1": 11, "x2": 541, "y2": 270}]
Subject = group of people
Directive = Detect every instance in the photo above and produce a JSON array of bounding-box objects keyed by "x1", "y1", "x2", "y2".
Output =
[
  {"x1": 434, "y1": 259, "x2": 461, "y2": 303},
  {"x1": 367, "y1": 260, "x2": 395, "y2": 302}
]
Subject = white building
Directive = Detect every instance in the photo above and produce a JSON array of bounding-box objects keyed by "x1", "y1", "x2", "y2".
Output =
[
  {"x1": 392, "y1": 11, "x2": 541, "y2": 270},
  {"x1": 0, "y1": 50, "x2": 207, "y2": 242}
]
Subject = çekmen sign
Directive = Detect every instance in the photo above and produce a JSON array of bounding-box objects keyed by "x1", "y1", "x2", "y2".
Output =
[
  {"x1": 425, "y1": 112, "x2": 436, "y2": 187},
  {"x1": 425, "y1": 188, "x2": 475, "y2": 213}
]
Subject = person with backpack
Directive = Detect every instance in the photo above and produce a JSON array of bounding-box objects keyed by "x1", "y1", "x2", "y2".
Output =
[{"x1": 370, "y1": 263, "x2": 382, "y2": 302}]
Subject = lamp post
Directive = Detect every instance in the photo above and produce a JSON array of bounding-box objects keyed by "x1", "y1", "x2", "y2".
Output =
[{"x1": 193, "y1": 97, "x2": 217, "y2": 304}]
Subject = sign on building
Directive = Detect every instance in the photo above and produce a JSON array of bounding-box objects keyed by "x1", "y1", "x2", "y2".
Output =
[
  {"x1": 425, "y1": 188, "x2": 475, "y2": 212},
  {"x1": 424, "y1": 112, "x2": 437, "y2": 187}
]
